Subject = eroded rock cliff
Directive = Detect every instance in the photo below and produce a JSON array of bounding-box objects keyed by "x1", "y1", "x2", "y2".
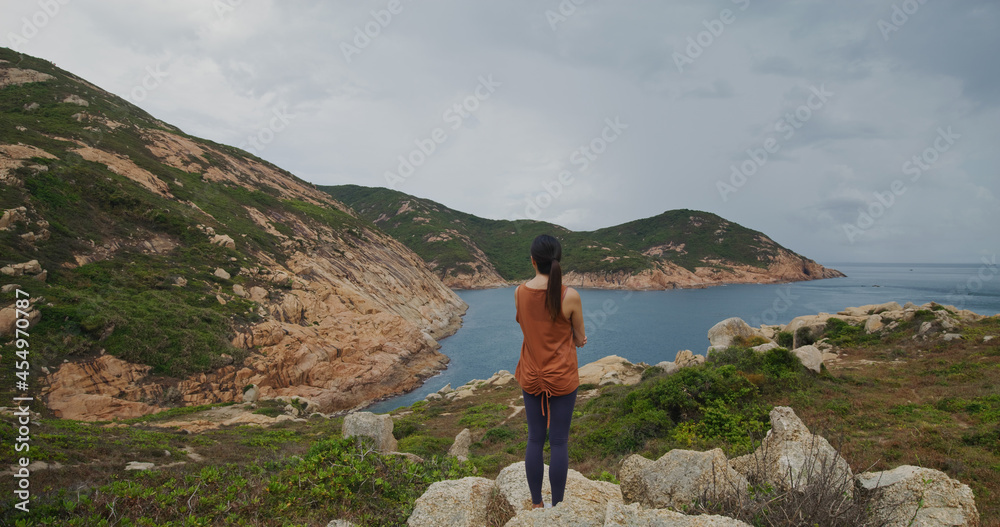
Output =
[
  {"x1": 0, "y1": 55, "x2": 468, "y2": 421},
  {"x1": 564, "y1": 249, "x2": 843, "y2": 290}
]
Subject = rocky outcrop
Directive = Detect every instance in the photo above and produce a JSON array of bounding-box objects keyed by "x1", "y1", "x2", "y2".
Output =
[
  {"x1": 409, "y1": 407, "x2": 979, "y2": 527},
  {"x1": 1, "y1": 143, "x2": 57, "y2": 187},
  {"x1": 654, "y1": 350, "x2": 706, "y2": 375},
  {"x1": 707, "y1": 317, "x2": 759, "y2": 350},
  {"x1": 448, "y1": 428, "x2": 472, "y2": 461},
  {"x1": 408, "y1": 477, "x2": 497, "y2": 527},
  {"x1": 42, "y1": 354, "x2": 163, "y2": 420},
  {"x1": 778, "y1": 301, "x2": 988, "y2": 348},
  {"x1": 342, "y1": 411, "x2": 398, "y2": 452},
  {"x1": 563, "y1": 249, "x2": 843, "y2": 291},
  {"x1": 605, "y1": 502, "x2": 750, "y2": 526},
  {"x1": 578, "y1": 355, "x2": 644, "y2": 386},
  {"x1": 730, "y1": 407, "x2": 853, "y2": 498},
  {"x1": 0, "y1": 66, "x2": 55, "y2": 88},
  {"x1": 790, "y1": 345, "x2": 824, "y2": 373},
  {"x1": 40, "y1": 142, "x2": 468, "y2": 420},
  {"x1": 496, "y1": 462, "x2": 623, "y2": 525},
  {"x1": 620, "y1": 449, "x2": 748, "y2": 510},
  {"x1": 857, "y1": 465, "x2": 980, "y2": 527}
]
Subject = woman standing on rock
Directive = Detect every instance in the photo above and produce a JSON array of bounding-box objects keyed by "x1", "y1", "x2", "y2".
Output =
[{"x1": 514, "y1": 234, "x2": 587, "y2": 509}]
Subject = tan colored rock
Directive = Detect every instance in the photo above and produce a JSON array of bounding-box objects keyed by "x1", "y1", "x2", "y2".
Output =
[
  {"x1": 448, "y1": 428, "x2": 471, "y2": 461},
  {"x1": 864, "y1": 314, "x2": 884, "y2": 334},
  {"x1": 496, "y1": 462, "x2": 622, "y2": 516},
  {"x1": 488, "y1": 370, "x2": 515, "y2": 386},
  {"x1": 72, "y1": 145, "x2": 173, "y2": 198},
  {"x1": 211, "y1": 233, "x2": 236, "y2": 249},
  {"x1": 675, "y1": 350, "x2": 706, "y2": 368},
  {"x1": 619, "y1": 454, "x2": 654, "y2": 502},
  {"x1": 407, "y1": 476, "x2": 496, "y2": 527},
  {"x1": 0, "y1": 68, "x2": 55, "y2": 88},
  {"x1": 839, "y1": 302, "x2": 903, "y2": 317},
  {"x1": 752, "y1": 342, "x2": 780, "y2": 353},
  {"x1": 63, "y1": 94, "x2": 89, "y2": 106},
  {"x1": 41, "y1": 355, "x2": 163, "y2": 420},
  {"x1": 214, "y1": 268, "x2": 231, "y2": 280},
  {"x1": 791, "y1": 345, "x2": 823, "y2": 373},
  {"x1": 0, "y1": 304, "x2": 41, "y2": 337},
  {"x1": 731, "y1": 407, "x2": 853, "y2": 498},
  {"x1": 857, "y1": 465, "x2": 979, "y2": 527},
  {"x1": 578, "y1": 355, "x2": 643, "y2": 386},
  {"x1": 620, "y1": 449, "x2": 747, "y2": 510},
  {"x1": 0, "y1": 207, "x2": 27, "y2": 230},
  {"x1": 707, "y1": 317, "x2": 755, "y2": 349},
  {"x1": 248, "y1": 286, "x2": 268, "y2": 302},
  {"x1": 149, "y1": 403, "x2": 293, "y2": 433},
  {"x1": 563, "y1": 249, "x2": 843, "y2": 290},
  {"x1": 605, "y1": 501, "x2": 751, "y2": 526},
  {"x1": 342, "y1": 412, "x2": 397, "y2": 452}
]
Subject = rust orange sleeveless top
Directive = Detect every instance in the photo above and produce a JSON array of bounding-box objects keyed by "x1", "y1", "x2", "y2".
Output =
[{"x1": 514, "y1": 283, "x2": 579, "y2": 403}]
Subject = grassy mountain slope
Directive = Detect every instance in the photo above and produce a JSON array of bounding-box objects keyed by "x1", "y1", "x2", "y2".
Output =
[
  {"x1": 322, "y1": 184, "x2": 839, "y2": 287},
  {"x1": 0, "y1": 48, "x2": 463, "y2": 412}
]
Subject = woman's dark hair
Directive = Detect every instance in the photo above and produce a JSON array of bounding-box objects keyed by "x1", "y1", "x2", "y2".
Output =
[{"x1": 530, "y1": 234, "x2": 563, "y2": 321}]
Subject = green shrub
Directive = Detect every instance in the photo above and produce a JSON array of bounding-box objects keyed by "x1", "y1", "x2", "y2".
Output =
[
  {"x1": 824, "y1": 318, "x2": 881, "y2": 347},
  {"x1": 398, "y1": 435, "x2": 452, "y2": 458},
  {"x1": 459, "y1": 403, "x2": 508, "y2": 429},
  {"x1": 482, "y1": 426, "x2": 519, "y2": 444},
  {"x1": 776, "y1": 331, "x2": 793, "y2": 348},
  {"x1": 640, "y1": 367, "x2": 664, "y2": 380}
]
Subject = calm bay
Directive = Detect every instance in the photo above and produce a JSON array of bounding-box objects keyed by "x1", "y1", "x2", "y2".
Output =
[{"x1": 367, "y1": 262, "x2": 1000, "y2": 413}]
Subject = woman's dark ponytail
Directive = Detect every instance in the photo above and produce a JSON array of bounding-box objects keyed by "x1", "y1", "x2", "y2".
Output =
[
  {"x1": 546, "y1": 259, "x2": 562, "y2": 321},
  {"x1": 531, "y1": 234, "x2": 564, "y2": 321}
]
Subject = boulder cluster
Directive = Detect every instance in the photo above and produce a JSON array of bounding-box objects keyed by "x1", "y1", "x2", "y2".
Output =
[
  {"x1": 403, "y1": 407, "x2": 980, "y2": 527},
  {"x1": 703, "y1": 301, "x2": 991, "y2": 374}
]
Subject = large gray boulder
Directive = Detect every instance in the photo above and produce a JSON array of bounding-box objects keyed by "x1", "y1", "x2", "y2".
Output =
[
  {"x1": 448, "y1": 428, "x2": 471, "y2": 461},
  {"x1": 604, "y1": 501, "x2": 751, "y2": 526},
  {"x1": 620, "y1": 449, "x2": 748, "y2": 510},
  {"x1": 707, "y1": 317, "x2": 756, "y2": 349},
  {"x1": 790, "y1": 345, "x2": 824, "y2": 373},
  {"x1": 407, "y1": 476, "x2": 497, "y2": 527},
  {"x1": 730, "y1": 407, "x2": 852, "y2": 498},
  {"x1": 496, "y1": 462, "x2": 621, "y2": 525},
  {"x1": 342, "y1": 412, "x2": 397, "y2": 452},
  {"x1": 857, "y1": 465, "x2": 979, "y2": 527}
]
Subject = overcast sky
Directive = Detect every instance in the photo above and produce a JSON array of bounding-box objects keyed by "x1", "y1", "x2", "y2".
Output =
[{"x1": 4, "y1": 0, "x2": 998, "y2": 264}]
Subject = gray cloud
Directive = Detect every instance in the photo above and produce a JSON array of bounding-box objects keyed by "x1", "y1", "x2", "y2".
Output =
[{"x1": 2, "y1": 0, "x2": 997, "y2": 264}]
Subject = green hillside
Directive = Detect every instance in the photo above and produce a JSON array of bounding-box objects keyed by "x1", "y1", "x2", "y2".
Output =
[
  {"x1": 322, "y1": 184, "x2": 800, "y2": 281},
  {"x1": 0, "y1": 48, "x2": 370, "y2": 394}
]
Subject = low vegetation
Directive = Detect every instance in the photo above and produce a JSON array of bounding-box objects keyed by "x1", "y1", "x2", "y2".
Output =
[{"x1": 5, "y1": 316, "x2": 994, "y2": 525}]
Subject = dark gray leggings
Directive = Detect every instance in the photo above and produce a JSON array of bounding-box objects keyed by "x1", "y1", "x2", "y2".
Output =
[{"x1": 522, "y1": 388, "x2": 578, "y2": 506}]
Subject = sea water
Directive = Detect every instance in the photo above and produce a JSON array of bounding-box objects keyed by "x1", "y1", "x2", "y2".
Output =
[{"x1": 366, "y1": 263, "x2": 1000, "y2": 413}]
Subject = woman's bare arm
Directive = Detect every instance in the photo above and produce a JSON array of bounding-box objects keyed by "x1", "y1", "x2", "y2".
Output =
[{"x1": 564, "y1": 288, "x2": 587, "y2": 347}]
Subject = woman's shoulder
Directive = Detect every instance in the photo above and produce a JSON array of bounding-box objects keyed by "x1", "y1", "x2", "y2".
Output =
[{"x1": 563, "y1": 286, "x2": 580, "y2": 301}]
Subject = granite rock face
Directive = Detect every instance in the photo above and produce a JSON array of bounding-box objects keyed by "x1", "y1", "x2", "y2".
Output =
[{"x1": 857, "y1": 465, "x2": 980, "y2": 527}]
